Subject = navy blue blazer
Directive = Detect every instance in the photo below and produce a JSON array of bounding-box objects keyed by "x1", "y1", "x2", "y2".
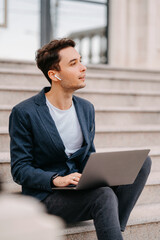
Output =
[{"x1": 9, "y1": 87, "x2": 95, "y2": 201}]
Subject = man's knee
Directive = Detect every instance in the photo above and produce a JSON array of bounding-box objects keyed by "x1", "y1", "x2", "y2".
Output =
[
  {"x1": 143, "y1": 156, "x2": 152, "y2": 173},
  {"x1": 92, "y1": 187, "x2": 118, "y2": 207},
  {"x1": 140, "y1": 155, "x2": 152, "y2": 177}
]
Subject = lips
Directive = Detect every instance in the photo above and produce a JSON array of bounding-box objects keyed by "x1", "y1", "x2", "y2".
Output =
[{"x1": 79, "y1": 75, "x2": 86, "y2": 79}]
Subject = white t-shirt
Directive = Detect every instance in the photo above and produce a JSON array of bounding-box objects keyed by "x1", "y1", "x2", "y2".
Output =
[{"x1": 46, "y1": 98, "x2": 83, "y2": 157}]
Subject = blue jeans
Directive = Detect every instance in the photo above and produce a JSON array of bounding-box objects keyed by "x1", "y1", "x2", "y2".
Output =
[{"x1": 42, "y1": 156, "x2": 151, "y2": 240}]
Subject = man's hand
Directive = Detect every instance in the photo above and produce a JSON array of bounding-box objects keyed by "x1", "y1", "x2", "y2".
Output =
[{"x1": 53, "y1": 172, "x2": 82, "y2": 187}]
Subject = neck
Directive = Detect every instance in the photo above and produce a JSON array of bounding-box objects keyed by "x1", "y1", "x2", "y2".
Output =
[{"x1": 45, "y1": 84, "x2": 73, "y2": 110}]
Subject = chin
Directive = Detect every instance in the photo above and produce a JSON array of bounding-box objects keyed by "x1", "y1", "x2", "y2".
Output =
[
  {"x1": 79, "y1": 82, "x2": 86, "y2": 89},
  {"x1": 72, "y1": 83, "x2": 86, "y2": 91}
]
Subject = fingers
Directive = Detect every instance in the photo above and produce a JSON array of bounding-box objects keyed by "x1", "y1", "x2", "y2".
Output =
[
  {"x1": 70, "y1": 176, "x2": 80, "y2": 185},
  {"x1": 71, "y1": 172, "x2": 82, "y2": 178},
  {"x1": 69, "y1": 172, "x2": 81, "y2": 185}
]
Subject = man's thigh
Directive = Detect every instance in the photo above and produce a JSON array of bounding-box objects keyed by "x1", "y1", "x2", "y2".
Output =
[{"x1": 42, "y1": 187, "x2": 117, "y2": 223}]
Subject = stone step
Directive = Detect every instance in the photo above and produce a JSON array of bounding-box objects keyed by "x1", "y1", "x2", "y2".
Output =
[
  {"x1": 1, "y1": 125, "x2": 160, "y2": 151},
  {"x1": 63, "y1": 203, "x2": 160, "y2": 240},
  {"x1": 76, "y1": 89, "x2": 160, "y2": 108},
  {"x1": 95, "y1": 107, "x2": 160, "y2": 126},
  {"x1": 2, "y1": 105, "x2": 160, "y2": 127},
  {"x1": 2, "y1": 67, "x2": 160, "y2": 91},
  {"x1": 86, "y1": 67, "x2": 160, "y2": 79},
  {"x1": 86, "y1": 72, "x2": 160, "y2": 91},
  {"x1": 87, "y1": 64, "x2": 160, "y2": 77},
  {"x1": 0, "y1": 69, "x2": 46, "y2": 87},
  {"x1": 0, "y1": 59, "x2": 37, "y2": 70},
  {"x1": 0, "y1": 127, "x2": 10, "y2": 152},
  {"x1": 86, "y1": 77, "x2": 160, "y2": 92},
  {"x1": 0, "y1": 86, "x2": 39, "y2": 105},
  {"x1": 94, "y1": 125, "x2": 160, "y2": 148},
  {"x1": 1, "y1": 86, "x2": 160, "y2": 107},
  {"x1": 0, "y1": 105, "x2": 10, "y2": 127},
  {"x1": 0, "y1": 152, "x2": 12, "y2": 184}
]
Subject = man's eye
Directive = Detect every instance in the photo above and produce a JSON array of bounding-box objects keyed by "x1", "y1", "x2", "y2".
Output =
[{"x1": 71, "y1": 62, "x2": 76, "y2": 66}]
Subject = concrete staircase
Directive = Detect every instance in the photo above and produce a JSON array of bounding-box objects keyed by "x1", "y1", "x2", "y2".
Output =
[{"x1": 0, "y1": 59, "x2": 160, "y2": 239}]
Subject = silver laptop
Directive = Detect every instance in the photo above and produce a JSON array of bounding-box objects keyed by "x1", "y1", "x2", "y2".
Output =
[{"x1": 52, "y1": 149, "x2": 150, "y2": 190}]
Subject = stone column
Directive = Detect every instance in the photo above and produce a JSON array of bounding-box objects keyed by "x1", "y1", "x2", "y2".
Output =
[{"x1": 108, "y1": 0, "x2": 160, "y2": 69}]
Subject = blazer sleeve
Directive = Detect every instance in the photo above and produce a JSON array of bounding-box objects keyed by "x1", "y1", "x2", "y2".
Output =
[{"x1": 9, "y1": 107, "x2": 56, "y2": 192}]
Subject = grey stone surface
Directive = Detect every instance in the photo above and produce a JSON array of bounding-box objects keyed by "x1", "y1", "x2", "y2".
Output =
[
  {"x1": 94, "y1": 125, "x2": 160, "y2": 148},
  {"x1": 76, "y1": 90, "x2": 160, "y2": 108},
  {"x1": 95, "y1": 107, "x2": 160, "y2": 126},
  {"x1": 0, "y1": 70, "x2": 45, "y2": 87}
]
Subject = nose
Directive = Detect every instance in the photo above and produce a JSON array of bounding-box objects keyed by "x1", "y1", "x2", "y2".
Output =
[{"x1": 80, "y1": 62, "x2": 87, "y2": 72}]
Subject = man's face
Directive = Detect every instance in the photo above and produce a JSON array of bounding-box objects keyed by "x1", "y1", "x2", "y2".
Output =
[{"x1": 57, "y1": 47, "x2": 87, "y2": 91}]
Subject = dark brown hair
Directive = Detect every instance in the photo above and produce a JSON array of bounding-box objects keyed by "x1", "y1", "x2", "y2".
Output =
[{"x1": 35, "y1": 38, "x2": 75, "y2": 84}]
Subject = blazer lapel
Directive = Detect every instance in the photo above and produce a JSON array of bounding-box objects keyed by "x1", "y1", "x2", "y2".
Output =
[
  {"x1": 73, "y1": 95, "x2": 89, "y2": 146},
  {"x1": 34, "y1": 88, "x2": 67, "y2": 159}
]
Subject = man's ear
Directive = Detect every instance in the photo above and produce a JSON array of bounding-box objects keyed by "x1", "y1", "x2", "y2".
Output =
[{"x1": 48, "y1": 70, "x2": 59, "y2": 82}]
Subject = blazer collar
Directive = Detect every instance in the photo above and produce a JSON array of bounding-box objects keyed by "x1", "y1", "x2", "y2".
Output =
[{"x1": 34, "y1": 87, "x2": 50, "y2": 106}]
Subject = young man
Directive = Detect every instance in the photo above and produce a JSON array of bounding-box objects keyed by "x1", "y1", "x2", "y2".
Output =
[{"x1": 9, "y1": 38, "x2": 151, "y2": 240}]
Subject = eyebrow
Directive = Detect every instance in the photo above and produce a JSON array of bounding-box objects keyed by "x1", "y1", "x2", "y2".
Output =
[{"x1": 68, "y1": 56, "x2": 82, "y2": 64}]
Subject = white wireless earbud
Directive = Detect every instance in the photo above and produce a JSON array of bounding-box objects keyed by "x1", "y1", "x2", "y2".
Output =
[{"x1": 55, "y1": 74, "x2": 62, "y2": 81}]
